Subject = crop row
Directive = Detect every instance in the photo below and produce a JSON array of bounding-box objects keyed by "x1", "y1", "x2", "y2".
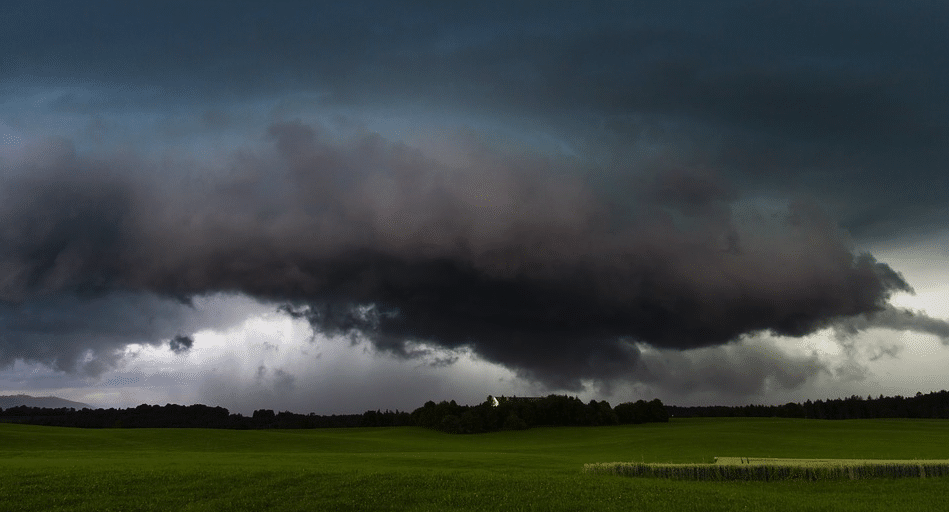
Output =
[{"x1": 583, "y1": 461, "x2": 949, "y2": 481}]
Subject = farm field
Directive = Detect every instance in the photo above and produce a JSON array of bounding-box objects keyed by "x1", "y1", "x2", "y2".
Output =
[{"x1": 3, "y1": 417, "x2": 949, "y2": 511}]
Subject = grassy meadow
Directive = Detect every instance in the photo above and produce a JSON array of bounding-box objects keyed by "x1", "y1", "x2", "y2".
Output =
[{"x1": 3, "y1": 417, "x2": 949, "y2": 511}]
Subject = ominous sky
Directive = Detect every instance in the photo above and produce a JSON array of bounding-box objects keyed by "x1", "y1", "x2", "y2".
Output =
[{"x1": 2, "y1": 1, "x2": 948, "y2": 414}]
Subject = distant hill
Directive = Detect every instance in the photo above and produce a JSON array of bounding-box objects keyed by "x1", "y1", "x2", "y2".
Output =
[{"x1": 0, "y1": 395, "x2": 90, "y2": 410}]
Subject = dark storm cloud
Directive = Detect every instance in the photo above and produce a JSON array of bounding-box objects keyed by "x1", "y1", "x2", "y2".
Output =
[
  {"x1": 8, "y1": 2, "x2": 947, "y2": 118},
  {"x1": 835, "y1": 306, "x2": 949, "y2": 345},
  {"x1": 3, "y1": 0, "x2": 937, "y2": 239},
  {"x1": 3, "y1": 1, "x2": 949, "y2": 393},
  {"x1": 635, "y1": 340, "x2": 827, "y2": 397},
  {"x1": 168, "y1": 335, "x2": 194, "y2": 355},
  {"x1": 0, "y1": 292, "x2": 203, "y2": 376},
  {"x1": 0, "y1": 120, "x2": 929, "y2": 389},
  {"x1": 6, "y1": 5, "x2": 945, "y2": 148}
]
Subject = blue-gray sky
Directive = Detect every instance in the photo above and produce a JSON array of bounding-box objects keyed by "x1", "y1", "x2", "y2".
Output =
[{"x1": 1, "y1": 1, "x2": 948, "y2": 414}]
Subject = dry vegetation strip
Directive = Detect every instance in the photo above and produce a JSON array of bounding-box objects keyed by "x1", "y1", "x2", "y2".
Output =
[{"x1": 584, "y1": 458, "x2": 949, "y2": 481}]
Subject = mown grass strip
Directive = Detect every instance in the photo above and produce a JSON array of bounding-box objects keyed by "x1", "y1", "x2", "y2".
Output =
[
  {"x1": 714, "y1": 457, "x2": 949, "y2": 467},
  {"x1": 584, "y1": 459, "x2": 949, "y2": 481}
]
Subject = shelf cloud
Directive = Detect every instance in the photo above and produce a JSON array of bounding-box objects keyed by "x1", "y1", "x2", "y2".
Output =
[
  {"x1": 2, "y1": 1, "x2": 949, "y2": 407},
  {"x1": 1, "y1": 120, "x2": 938, "y2": 391}
]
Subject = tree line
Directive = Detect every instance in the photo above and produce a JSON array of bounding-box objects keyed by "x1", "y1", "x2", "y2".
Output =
[
  {"x1": 0, "y1": 395, "x2": 668, "y2": 432},
  {"x1": 0, "y1": 403, "x2": 412, "y2": 429},
  {"x1": 10, "y1": 389, "x2": 944, "y2": 431},
  {"x1": 666, "y1": 390, "x2": 949, "y2": 420},
  {"x1": 413, "y1": 395, "x2": 668, "y2": 434}
]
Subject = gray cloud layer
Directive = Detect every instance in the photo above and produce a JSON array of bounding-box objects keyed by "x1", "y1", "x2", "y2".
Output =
[
  {"x1": 4, "y1": 1, "x2": 947, "y2": 240},
  {"x1": 0, "y1": 121, "x2": 934, "y2": 389},
  {"x1": 2, "y1": 1, "x2": 949, "y2": 398},
  {"x1": 0, "y1": 290, "x2": 266, "y2": 377},
  {"x1": 635, "y1": 340, "x2": 826, "y2": 398}
]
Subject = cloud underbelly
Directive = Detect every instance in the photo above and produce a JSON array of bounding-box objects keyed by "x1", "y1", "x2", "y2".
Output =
[{"x1": 0, "y1": 121, "x2": 933, "y2": 389}]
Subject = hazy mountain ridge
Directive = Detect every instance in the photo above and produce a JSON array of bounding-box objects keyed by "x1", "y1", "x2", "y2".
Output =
[{"x1": 0, "y1": 395, "x2": 90, "y2": 410}]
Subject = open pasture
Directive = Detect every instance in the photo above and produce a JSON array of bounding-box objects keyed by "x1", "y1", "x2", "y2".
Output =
[{"x1": 3, "y1": 417, "x2": 949, "y2": 511}]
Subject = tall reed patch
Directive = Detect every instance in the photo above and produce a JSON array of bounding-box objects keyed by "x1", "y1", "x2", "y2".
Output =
[{"x1": 584, "y1": 459, "x2": 949, "y2": 481}]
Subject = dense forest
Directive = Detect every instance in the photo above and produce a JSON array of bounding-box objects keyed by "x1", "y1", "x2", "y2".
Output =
[
  {"x1": 668, "y1": 390, "x2": 949, "y2": 420},
  {"x1": 4, "y1": 391, "x2": 948, "y2": 431},
  {"x1": 412, "y1": 396, "x2": 668, "y2": 433},
  {"x1": 0, "y1": 403, "x2": 411, "y2": 429},
  {"x1": 0, "y1": 394, "x2": 667, "y2": 432}
]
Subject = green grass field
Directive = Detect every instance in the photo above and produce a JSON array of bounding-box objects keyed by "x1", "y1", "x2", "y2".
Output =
[{"x1": 3, "y1": 417, "x2": 949, "y2": 511}]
